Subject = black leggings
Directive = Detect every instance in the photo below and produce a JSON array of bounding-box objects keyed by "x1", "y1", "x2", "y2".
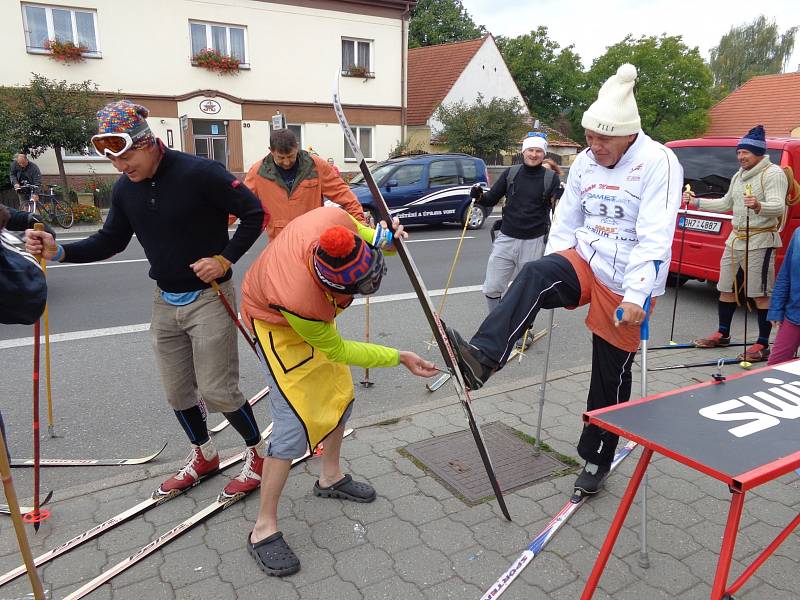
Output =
[{"x1": 469, "y1": 253, "x2": 636, "y2": 467}]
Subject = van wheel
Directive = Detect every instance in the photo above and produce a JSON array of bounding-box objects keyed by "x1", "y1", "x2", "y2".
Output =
[{"x1": 463, "y1": 205, "x2": 487, "y2": 230}]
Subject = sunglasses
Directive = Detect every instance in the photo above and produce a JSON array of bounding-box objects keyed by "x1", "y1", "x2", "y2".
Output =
[{"x1": 91, "y1": 133, "x2": 135, "y2": 158}]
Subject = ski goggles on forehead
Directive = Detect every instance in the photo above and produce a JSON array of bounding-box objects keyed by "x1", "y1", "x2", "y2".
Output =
[
  {"x1": 91, "y1": 132, "x2": 136, "y2": 158},
  {"x1": 353, "y1": 248, "x2": 386, "y2": 296}
]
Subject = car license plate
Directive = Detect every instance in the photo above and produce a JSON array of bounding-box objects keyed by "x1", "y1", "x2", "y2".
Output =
[{"x1": 679, "y1": 216, "x2": 722, "y2": 234}]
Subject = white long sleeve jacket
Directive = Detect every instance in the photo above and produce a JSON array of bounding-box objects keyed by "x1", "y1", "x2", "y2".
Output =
[{"x1": 545, "y1": 131, "x2": 683, "y2": 307}]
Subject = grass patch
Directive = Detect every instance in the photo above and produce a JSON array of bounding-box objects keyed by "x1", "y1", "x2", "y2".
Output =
[{"x1": 512, "y1": 429, "x2": 580, "y2": 468}]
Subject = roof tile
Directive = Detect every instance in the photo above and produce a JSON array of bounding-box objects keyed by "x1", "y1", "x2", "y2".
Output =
[
  {"x1": 407, "y1": 37, "x2": 486, "y2": 126},
  {"x1": 707, "y1": 72, "x2": 800, "y2": 137}
]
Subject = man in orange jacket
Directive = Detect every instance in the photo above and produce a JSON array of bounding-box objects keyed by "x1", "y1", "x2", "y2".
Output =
[{"x1": 244, "y1": 128, "x2": 365, "y2": 240}]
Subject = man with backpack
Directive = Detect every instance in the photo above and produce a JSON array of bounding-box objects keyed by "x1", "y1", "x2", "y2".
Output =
[
  {"x1": 471, "y1": 133, "x2": 560, "y2": 312},
  {"x1": 687, "y1": 125, "x2": 789, "y2": 362}
]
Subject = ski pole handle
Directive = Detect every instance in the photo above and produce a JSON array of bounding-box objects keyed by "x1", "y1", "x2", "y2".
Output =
[{"x1": 614, "y1": 261, "x2": 661, "y2": 341}]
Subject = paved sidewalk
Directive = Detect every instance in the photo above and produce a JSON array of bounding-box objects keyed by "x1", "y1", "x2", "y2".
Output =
[{"x1": 1, "y1": 347, "x2": 798, "y2": 599}]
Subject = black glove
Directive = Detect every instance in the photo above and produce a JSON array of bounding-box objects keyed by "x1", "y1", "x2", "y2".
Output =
[{"x1": 470, "y1": 184, "x2": 484, "y2": 200}]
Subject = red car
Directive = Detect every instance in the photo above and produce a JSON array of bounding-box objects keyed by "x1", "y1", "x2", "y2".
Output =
[{"x1": 666, "y1": 136, "x2": 800, "y2": 284}]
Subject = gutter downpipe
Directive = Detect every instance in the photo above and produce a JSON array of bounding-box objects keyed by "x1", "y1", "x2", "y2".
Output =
[{"x1": 401, "y1": 2, "x2": 412, "y2": 143}]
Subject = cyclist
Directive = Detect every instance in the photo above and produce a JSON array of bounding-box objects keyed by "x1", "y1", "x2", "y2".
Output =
[{"x1": 9, "y1": 154, "x2": 42, "y2": 208}]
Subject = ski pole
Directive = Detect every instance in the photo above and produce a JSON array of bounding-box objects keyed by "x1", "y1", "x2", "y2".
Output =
[
  {"x1": 668, "y1": 185, "x2": 691, "y2": 345},
  {"x1": 534, "y1": 310, "x2": 555, "y2": 454},
  {"x1": 740, "y1": 185, "x2": 752, "y2": 369},
  {"x1": 360, "y1": 296, "x2": 374, "y2": 387},
  {"x1": 210, "y1": 280, "x2": 256, "y2": 354},
  {"x1": 615, "y1": 260, "x2": 659, "y2": 569},
  {"x1": 426, "y1": 199, "x2": 475, "y2": 349},
  {"x1": 0, "y1": 428, "x2": 47, "y2": 599},
  {"x1": 33, "y1": 223, "x2": 56, "y2": 437},
  {"x1": 648, "y1": 357, "x2": 741, "y2": 372},
  {"x1": 24, "y1": 318, "x2": 46, "y2": 531}
]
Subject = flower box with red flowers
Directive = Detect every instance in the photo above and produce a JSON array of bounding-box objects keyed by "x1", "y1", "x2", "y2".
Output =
[
  {"x1": 192, "y1": 49, "x2": 241, "y2": 75},
  {"x1": 44, "y1": 39, "x2": 87, "y2": 63}
]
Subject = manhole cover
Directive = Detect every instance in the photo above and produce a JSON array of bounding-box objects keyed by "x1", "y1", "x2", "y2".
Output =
[{"x1": 403, "y1": 421, "x2": 571, "y2": 504}]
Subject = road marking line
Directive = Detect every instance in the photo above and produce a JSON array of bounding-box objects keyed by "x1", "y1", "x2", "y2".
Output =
[
  {"x1": 47, "y1": 258, "x2": 149, "y2": 268},
  {"x1": 406, "y1": 236, "x2": 475, "y2": 243},
  {"x1": 0, "y1": 285, "x2": 484, "y2": 349}
]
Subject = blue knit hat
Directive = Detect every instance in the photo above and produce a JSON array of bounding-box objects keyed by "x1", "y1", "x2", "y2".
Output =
[{"x1": 737, "y1": 125, "x2": 766, "y2": 156}]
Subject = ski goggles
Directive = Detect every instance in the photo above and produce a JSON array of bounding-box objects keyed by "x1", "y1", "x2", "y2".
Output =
[
  {"x1": 91, "y1": 133, "x2": 137, "y2": 158},
  {"x1": 91, "y1": 128, "x2": 154, "y2": 158}
]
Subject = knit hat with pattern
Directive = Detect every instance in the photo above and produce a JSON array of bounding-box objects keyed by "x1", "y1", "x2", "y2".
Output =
[
  {"x1": 313, "y1": 226, "x2": 377, "y2": 293},
  {"x1": 96, "y1": 100, "x2": 155, "y2": 148}
]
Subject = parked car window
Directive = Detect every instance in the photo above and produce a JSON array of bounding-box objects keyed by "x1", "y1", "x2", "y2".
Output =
[
  {"x1": 459, "y1": 159, "x2": 478, "y2": 184},
  {"x1": 672, "y1": 146, "x2": 784, "y2": 196},
  {"x1": 392, "y1": 165, "x2": 424, "y2": 186},
  {"x1": 429, "y1": 160, "x2": 459, "y2": 187},
  {"x1": 350, "y1": 163, "x2": 395, "y2": 186}
]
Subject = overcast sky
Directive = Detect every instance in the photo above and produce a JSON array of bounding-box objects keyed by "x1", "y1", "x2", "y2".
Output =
[{"x1": 459, "y1": 0, "x2": 800, "y2": 73}]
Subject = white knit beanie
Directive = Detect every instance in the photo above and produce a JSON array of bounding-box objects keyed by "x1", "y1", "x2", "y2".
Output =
[
  {"x1": 522, "y1": 135, "x2": 547, "y2": 153},
  {"x1": 581, "y1": 63, "x2": 641, "y2": 136}
]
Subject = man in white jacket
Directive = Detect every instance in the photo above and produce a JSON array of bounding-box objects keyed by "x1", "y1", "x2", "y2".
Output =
[{"x1": 445, "y1": 64, "x2": 683, "y2": 496}]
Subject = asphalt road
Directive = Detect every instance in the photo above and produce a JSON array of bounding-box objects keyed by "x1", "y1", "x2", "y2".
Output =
[{"x1": 0, "y1": 215, "x2": 760, "y2": 494}]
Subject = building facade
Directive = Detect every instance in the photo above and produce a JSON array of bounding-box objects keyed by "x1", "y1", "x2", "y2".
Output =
[
  {"x1": 406, "y1": 36, "x2": 579, "y2": 166},
  {"x1": 2, "y1": 0, "x2": 413, "y2": 183}
]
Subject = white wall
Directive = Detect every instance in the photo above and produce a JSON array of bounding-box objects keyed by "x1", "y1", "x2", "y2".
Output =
[
  {"x1": 428, "y1": 38, "x2": 527, "y2": 134},
  {"x1": 1, "y1": 0, "x2": 402, "y2": 106}
]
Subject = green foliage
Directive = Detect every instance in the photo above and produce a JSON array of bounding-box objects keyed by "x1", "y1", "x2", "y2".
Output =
[
  {"x1": 388, "y1": 139, "x2": 428, "y2": 158},
  {"x1": 0, "y1": 73, "x2": 101, "y2": 192},
  {"x1": 0, "y1": 149, "x2": 13, "y2": 190},
  {"x1": 0, "y1": 74, "x2": 100, "y2": 157},
  {"x1": 572, "y1": 35, "x2": 713, "y2": 143},
  {"x1": 408, "y1": 0, "x2": 485, "y2": 48},
  {"x1": 434, "y1": 94, "x2": 528, "y2": 162},
  {"x1": 497, "y1": 27, "x2": 585, "y2": 127},
  {"x1": 710, "y1": 15, "x2": 798, "y2": 93}
]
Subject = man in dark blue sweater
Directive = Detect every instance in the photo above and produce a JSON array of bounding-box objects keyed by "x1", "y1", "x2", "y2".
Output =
[{"x1": 26, "y1": 100, "x2": 269, "y2": 499}]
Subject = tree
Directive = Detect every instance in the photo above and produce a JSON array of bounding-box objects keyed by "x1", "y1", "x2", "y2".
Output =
[
  {"x1": 573, "y1": 35, "x2": 713, "y2": 143},
  {"x1": 0, "y1": 74, "x2": 100, "y2": 193},
  {"x1": 710, "y1": 15, "x2": 798, "y2": 93},
  {"x1": 497, "y1": 27, "x2": 585, "y2": 129},
  {"x1": 433, "y1": 94, "x2": 528, "y2": 163},
  {"x1": 408, "y1": 0, "x2": 485, "y2": 48}
]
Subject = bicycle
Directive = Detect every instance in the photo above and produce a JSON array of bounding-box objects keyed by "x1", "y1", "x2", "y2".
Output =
[{"x1": 18, "y1": 184, "x2": 75, "y2": 229}]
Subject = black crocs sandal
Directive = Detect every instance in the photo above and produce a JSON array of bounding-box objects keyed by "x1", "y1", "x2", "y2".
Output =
[
  {"x1": 313, "y1": 474, "x2": 376, "y2": 503},
  {"x1": 248, "y1": 531, "x2": 300, "y2": 577}
]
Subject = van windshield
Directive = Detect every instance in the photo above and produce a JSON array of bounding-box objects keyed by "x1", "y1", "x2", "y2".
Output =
[{"x1": 672, "y1": 146, "x2": 783, "y2": 196}]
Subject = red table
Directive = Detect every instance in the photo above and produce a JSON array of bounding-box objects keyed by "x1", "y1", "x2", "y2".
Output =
[{"x1": 580, "y1": 359, "x2": 800, "y2": 599}]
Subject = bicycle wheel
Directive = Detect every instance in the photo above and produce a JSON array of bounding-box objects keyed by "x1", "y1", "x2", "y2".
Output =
[{"x1": 53, "y1": 200, "x2": 75, "y2": 229}]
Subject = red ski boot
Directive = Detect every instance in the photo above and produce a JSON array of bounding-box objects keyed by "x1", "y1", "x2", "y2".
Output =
[
  {"x1": 158, "y1": 440, "x2": 219, "y2": 495},
  {"x1": 222, "y1": 438, "x2": 266, "y2": 498}
]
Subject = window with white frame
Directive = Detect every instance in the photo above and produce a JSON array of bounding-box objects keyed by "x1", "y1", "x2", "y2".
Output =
[
  {"x1": 61, "y1": 146, "x2": 96, "y2": 161},
  {"x1": 341, "y1": 38, "x2": 373, "y2": 76},
  {"x1": 269, "y1": 124, "x2": 304, "y2": 150},
  {"x1": 344, "y1": 127, "x2": 373, "y2": 161},
  {"x1": 190, "y1": 21, "x2": 248, "y2": 66},
  {"x1": 22, "y1": 3, "x2": 100, "y2": 55}
]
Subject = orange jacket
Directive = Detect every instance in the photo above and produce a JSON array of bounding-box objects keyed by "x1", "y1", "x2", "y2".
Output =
[
  {"x1": 244, "y1": 150, "x2": 365, "y2": 240},
  {"x1": 240, "y1": 206, "x2": 356, "y2": 329}
]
